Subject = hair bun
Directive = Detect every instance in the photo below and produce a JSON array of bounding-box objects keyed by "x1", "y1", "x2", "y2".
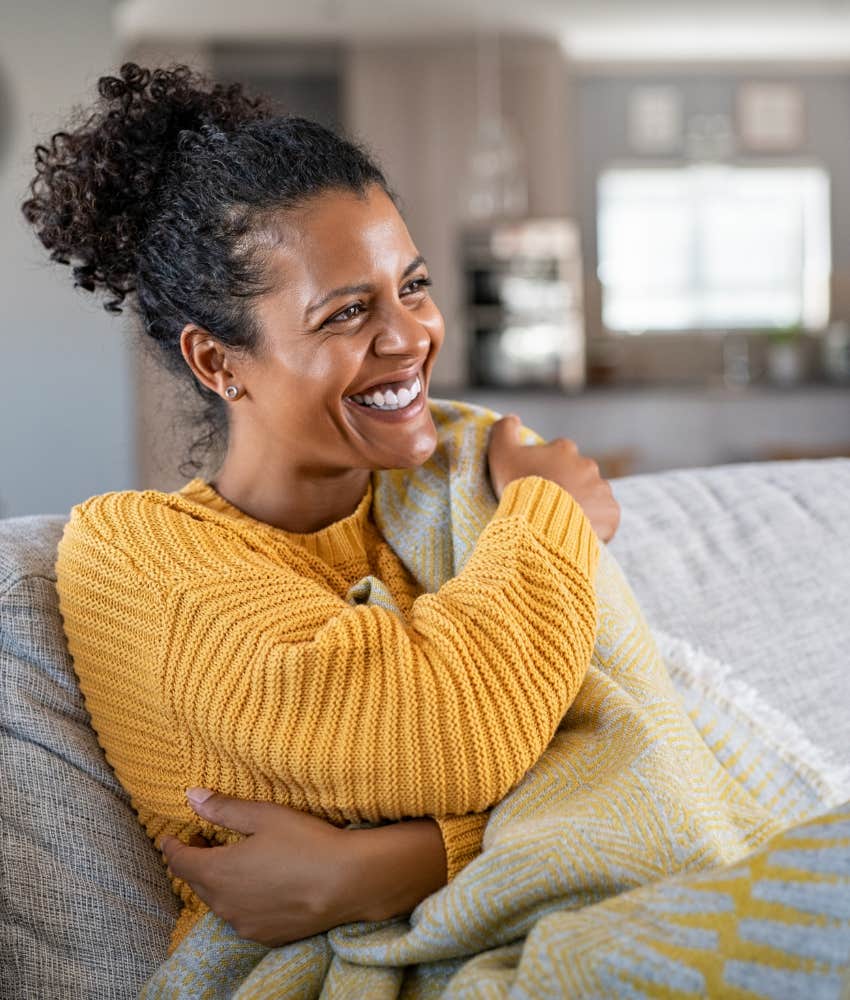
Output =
[{"x1": 21, "y1": 61, "x2": 271, "y2": 313}]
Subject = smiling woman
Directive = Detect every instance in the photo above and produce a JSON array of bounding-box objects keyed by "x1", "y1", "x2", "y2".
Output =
[
  {"x1": 187, "y1": 185, "x2": 445, "y2": 533},
  {"x1": 21, "y1": 61, "x2": 615, "y2": 982}
]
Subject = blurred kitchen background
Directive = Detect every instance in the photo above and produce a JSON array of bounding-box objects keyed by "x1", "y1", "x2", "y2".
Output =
[{"x1": 3, "y1": 0, "x2": 850, "y2": 514}]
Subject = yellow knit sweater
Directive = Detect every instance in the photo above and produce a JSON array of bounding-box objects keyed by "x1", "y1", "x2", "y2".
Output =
[{"x1": 54, "y1": 472, "x2": 599, "y2": 951}]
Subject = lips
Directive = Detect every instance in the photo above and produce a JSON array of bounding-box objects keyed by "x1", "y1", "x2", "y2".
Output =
[
  {"x1": 346, "y1": 365, "x2": 423, "y2": 398},
  {"x1": 343, "y1": 382, "x2": 426, "y2": 420},
  {"x1": 352, "y1": 375, "x2": 421, "y2": 409}
]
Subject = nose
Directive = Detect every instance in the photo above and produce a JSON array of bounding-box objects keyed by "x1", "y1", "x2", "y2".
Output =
[{"x1": 372, "y1": 297, "x2": 433, "y2": 359}]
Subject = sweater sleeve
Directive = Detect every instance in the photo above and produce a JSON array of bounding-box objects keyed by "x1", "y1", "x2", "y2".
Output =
[
  {"x1": 161, "y1": 474, "x2": 599, "y2": 825},
  {"x1": 434, "y1": 812, "x2": 491, "y2": 881}
]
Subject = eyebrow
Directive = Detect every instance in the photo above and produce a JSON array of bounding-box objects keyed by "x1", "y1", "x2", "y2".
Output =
[{"x1": 304, "y1": 255, "x2": 428, "y2": 318}]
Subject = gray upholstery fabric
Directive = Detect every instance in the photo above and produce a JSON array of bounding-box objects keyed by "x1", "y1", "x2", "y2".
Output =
[
  {"x1": 0, "y1": 515, "x2": 178, "y2": 1000},
  {"x1": 1, "y1": 458, "x2": 848, "y2": 999},
  {"x1": 608, "y1": 458, "x2": 850, "y2": 768}
]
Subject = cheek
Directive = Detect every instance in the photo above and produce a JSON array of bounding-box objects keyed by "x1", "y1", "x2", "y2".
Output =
[
  {"x1": 269, "y1": 342, "x2": 365, "y2": 407},
  {"x1": 266, "y1": 340, "x2": 349, "y2": 383}
]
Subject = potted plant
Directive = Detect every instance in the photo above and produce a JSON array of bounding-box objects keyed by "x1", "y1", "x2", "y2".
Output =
[{"x1": 765, "y1": 322, "x2": 805, "y2": 385}]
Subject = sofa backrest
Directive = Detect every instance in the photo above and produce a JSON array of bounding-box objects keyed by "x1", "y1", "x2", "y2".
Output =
[
  {"x1": 0, "y1": 514, "x2": 178, "y2": 999},
  {"x1": 609, "y1": 457, "x2": 850, "y2": 770}
]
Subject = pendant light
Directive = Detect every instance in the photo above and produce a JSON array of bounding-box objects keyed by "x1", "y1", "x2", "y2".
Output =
[{"x1": 461, "y1": 31, "x2": 528, "y2": 221}]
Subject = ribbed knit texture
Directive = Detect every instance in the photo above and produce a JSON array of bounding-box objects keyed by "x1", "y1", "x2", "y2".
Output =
[{"x1": 54, "y1": 401, "x2": 599, "y2": 953}]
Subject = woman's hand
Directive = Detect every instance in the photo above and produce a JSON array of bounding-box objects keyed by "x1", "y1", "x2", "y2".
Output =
[
  {"x1": 487, "y1": 414, "x2": 621, "y2": 543},
  {"x1": 159, "y1": 790, "x2": 447, "y2": 946}
]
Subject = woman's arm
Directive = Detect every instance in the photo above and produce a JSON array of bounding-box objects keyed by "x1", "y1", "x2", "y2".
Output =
[
  {"x1": 63, "y1": 475, "x2": 598, "y2": 820},
  {"x1": 161, "y1": 792, "x2": 454, "y2": 945},
  {"x1": 161, "y1": 475, "x2": 599, "y2": 822},
  {"x1": 56, "y1": 471, "x2": 598, "y2": 949},
  {"x1": 56, "y1": 475, "x2": 594, "y2": 938}
]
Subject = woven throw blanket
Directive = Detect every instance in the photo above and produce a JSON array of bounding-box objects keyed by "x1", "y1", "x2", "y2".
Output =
[{"x1": 141, "y1": 399, "x2": 847, "y2": 998}]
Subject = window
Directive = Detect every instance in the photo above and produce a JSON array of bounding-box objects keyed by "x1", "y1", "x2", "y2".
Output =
[{"x1": 597, "y1": 164, "x2": 831, "y2": 333}]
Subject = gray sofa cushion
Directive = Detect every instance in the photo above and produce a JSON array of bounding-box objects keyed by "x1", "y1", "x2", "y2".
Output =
[
  {"x1": 608, "y1": 457, "x2": 850, "y2": 769},
  {"x1": 0, "y1": 515, "x2": 178, "y2": 1000}
]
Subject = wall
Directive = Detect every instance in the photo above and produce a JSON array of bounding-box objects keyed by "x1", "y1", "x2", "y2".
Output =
[
  {"x1": 0, "y1": 0, "x2": 135, "y2": 517},
  {"x1": 212, "y1": 43, "x2": 344, "y2": 130}
]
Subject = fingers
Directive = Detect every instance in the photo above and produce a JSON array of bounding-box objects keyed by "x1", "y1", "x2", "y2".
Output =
[
  {"x1": 548, "y1": 436, "x2": 579, "y2": 457},
  {"x1": 185, "y1": 787, "x2": 275, "y2": 834},
  {"x1": 489, "y1": 413, "x2": 522, "y2": 448},
  {"x1": 158, "y1": 837, "x2": 230, "y2": 921},
  {"x1": 159, "y1": 835, "x2": 218, "y2": 886}
]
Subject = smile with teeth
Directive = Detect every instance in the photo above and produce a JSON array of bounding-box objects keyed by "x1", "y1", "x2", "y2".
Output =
[{"x1": 347, "y1": 375, "x2": 422, "y2": 411}]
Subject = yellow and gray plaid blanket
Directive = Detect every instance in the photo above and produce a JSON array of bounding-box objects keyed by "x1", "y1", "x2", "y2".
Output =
[{"x1": 142, "y1": 399, "x2": 850, "y2": 999}]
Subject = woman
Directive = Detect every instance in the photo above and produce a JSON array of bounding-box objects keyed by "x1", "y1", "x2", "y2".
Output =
[{"x1": 24, "y1": 63, "x2": 619, "y2": 955}]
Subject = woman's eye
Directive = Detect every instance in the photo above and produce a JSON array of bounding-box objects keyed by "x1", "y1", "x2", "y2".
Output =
[
  {"x1": 322, "y1": 278, "x2": 432, "y2": 328},
  {"x1": 325, "y1": 303, "x2": 363, "y2": 326},
  {"x1": 405, "y1": 276, "x2": 433, "y2": 295}
]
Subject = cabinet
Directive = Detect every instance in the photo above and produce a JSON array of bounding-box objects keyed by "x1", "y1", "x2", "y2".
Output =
[{"x1": 460, "y1": 219, "x2": 586, "y2": 390}]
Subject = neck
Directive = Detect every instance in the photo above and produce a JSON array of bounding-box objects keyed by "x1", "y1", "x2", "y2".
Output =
[{"x1": 210, "y1": 452, "x2": 372, "y2": 535}]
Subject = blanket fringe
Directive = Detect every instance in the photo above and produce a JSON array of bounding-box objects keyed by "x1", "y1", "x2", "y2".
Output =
[{"x1": 653, "y1": 628, "x2": 850, "y2": 810}]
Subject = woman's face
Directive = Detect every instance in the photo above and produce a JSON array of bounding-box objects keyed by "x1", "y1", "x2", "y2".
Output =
[{"x1": 233, "y1": 184, "x2": 445, "y2": 474}]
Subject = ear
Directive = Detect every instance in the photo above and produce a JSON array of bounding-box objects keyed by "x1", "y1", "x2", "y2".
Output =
[{"x1": 179, "y1": 324, "x2": 240, "y2": 398}]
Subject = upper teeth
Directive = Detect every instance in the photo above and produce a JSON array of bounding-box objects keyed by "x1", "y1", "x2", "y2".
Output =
[{"x1": 352, "y1": 377, "x2": 421, "y2": 410}]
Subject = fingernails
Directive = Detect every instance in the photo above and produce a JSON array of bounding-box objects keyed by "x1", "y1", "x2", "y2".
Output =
[
  {"x1": 157, "y1": 835, "x2": 174, "y2": 855},
  {"x1": 186, "y1": 787, "x2": 213, "y2": 806}
]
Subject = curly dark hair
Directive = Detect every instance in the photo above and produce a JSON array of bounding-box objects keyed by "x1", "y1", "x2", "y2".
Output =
[{"x1": 21, "y1": 62, "x2": 395, "y2": 476}]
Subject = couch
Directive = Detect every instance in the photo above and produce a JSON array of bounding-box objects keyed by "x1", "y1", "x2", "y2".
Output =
[{"x1": 2, "y1": 458, "x2": 849, "y2": 998}]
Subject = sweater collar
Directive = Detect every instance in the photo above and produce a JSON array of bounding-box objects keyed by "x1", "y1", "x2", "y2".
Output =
[{"x1": 175, "y1": 477, "x2": 375, "y2": 566}]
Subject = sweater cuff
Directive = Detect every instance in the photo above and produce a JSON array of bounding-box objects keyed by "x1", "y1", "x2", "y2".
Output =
[
  {"x1": 434, "y1": 812, "x2": 490, "y2": 882},
  {"x1": 493, "y1": 476, "x2": 600, "y2": 582}
]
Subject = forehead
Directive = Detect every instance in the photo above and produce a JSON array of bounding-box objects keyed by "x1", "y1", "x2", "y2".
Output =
[{"x1": 264, "y1": 186, "x2": 416, "y2": 291}]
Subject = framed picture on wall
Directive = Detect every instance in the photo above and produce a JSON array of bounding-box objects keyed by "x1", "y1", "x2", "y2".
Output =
[
  {"x1": 628, "y1": 86, "x2": 683, "y2": 154},
  {"x1": 737, "y1": 82, "x2": 804, "y2": 152}
]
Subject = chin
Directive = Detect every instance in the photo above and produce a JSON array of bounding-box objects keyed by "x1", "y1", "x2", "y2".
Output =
[
  {"x1": 406, "y1": 424, "x2": 439, "y2": 467},
  {"x1": 374, "y1": 435, "x2": 438, "y2": 471}
]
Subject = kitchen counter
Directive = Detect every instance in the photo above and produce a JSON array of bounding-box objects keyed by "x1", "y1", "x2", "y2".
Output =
[{"x1": 432, "y1": 381, "x2": 850, "y2": 476}]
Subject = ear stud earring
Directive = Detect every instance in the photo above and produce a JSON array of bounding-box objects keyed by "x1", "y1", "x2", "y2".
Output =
[{"x1": 224, "y1": 385, "x2": 240, "y2": 400}]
